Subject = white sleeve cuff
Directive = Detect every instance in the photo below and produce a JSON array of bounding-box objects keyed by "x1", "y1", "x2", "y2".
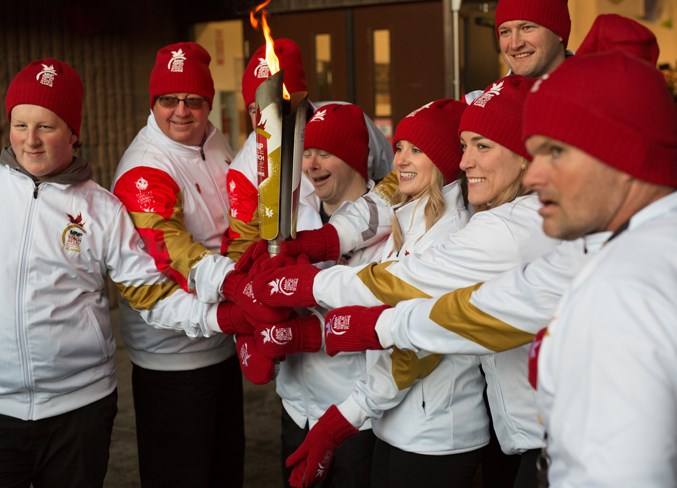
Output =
[
  {"x1": 375, "y1": 307, "x2": 395, "y2": 348},
  {"x1": 337, "y1": 395, "x2": 372, "y2": 430},
  {"x1": 205, "y1": 304, "x2": 224, "y2": 335}
]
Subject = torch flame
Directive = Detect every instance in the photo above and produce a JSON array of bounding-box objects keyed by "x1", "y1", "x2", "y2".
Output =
[{"x1": 250, "y1": 0, "x2": 291, "y2": 100}]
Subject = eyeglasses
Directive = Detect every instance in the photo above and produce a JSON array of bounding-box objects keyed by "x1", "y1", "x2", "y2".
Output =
[{"x1": 156, "y1": 95, "x2": 209, "y2": 110}]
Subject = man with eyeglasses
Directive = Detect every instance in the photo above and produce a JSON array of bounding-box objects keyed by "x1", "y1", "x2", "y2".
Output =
[{"x1": 112, "y1": 41, "x2": 250, "y2": 488}]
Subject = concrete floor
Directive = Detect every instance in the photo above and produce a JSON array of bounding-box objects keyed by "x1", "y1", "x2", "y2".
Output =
[{"x1": 104, "y1": 309, "x2": 283, "y2": 488}]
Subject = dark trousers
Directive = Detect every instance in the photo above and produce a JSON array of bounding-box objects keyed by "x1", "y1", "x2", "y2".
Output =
[
  {"x1": 480, "y1": 424, "x2": 521, "y2": 487},
  {"x1": 0, "y1": 389, "x2": 117, "y2": 488},
  {"x1": 513, "y1": 448, "x2": 540, "y2": 488},
  {"x1": 281, "y1": 406, "x2": 376, "y2": 488},
  {"x1": 370, "y1": 437, "x2": 483, "y2": 488},
  {"x1": 480, "y1": 429, "x2": 540, "y2": 488},
  {"x1": 132, "y1": 357, "x2": 244, "y2": 488}
]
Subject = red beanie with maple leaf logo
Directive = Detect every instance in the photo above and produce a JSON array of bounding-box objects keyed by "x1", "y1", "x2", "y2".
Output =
[
  {"x1": 242, "y1": 38, "x2": 308, "y2": 108},
  {"x1": 5, "y1": 58, "x2": 83, "y2": 136},
  {"x1": 303, "y1": 103, "x2": 369, "y2": 181},
  {"x1": 459, "y1": 75, "x2": 536, "y2": 161},
  {"x1": 149, "y1": 41, "x2": 215, "y2": 109},
  {"x1": 523, "y1": 51, "x2": 677, "y2": 187},
  {"x1": 393, "y1": 99, "x2": 467, "y2": 183}
]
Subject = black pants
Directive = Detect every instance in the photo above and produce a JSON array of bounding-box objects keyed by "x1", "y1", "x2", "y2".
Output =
[
  {"x1": 513, "y1": 448, "x2": 540, "y2": 488},
  {"x1": 481, "y1": 436, "x2": 540, "y2": 488},
  {"x1": 0, "y1": 389, "x2": 117, "y2": 488},
  {"x1": 132, "y1": 357, "x2": 244, "y2": 488},
  {"x1": 281, "y1": 406, "x2": 376, "y2": 488},
  {"x1": 370, "y1": 437, "x2": 483, "y2": 488},
  {"x1": 480, "y1": 423, "x2": 521, "y2": 487}
]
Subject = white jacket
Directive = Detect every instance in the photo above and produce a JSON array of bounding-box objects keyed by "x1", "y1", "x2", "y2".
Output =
[
  {"x1": 338, "y1": 182, "x2": 490, "y2": 454},
  {"x1": 112, "y1": 114, "x2": 235, "y2": 370},
  {"x1": 538, "y1": 192, "x2": 677, "y2": 487},
  {"x1": 310, "y1": 194, "x2": 560, "y2": 454},
  {"x1": 0, "y1": 149, "x2": 212, "y2": 420}
]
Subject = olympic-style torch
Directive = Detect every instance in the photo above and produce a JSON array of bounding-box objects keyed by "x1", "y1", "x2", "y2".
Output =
[{"x1": 253, "y1": 9, "x2": 309, "y2": 256}]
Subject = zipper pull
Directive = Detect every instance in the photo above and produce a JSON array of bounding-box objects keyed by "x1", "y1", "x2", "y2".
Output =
[{"x1": 33, "y1": 185, "x2": 39, "y2": 199}]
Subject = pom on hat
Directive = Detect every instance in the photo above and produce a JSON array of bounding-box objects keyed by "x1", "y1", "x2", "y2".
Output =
[
  {"x1": 577, "y1": 14, "x2": 659, "y2": 65},
  {"x1": 495, "y1": 0, "x2": 571, "y2": 47},
  {"x1": 303, "y1": 103, "x2": 369, "y2": 181},
  {"x1": 242, "y1": 38, "x2": 308, "y2": 108},
  {"x1": 459, "y1": 75, "x2": 536, "y2": 161},
  {"x1": 523, "y1": 51, "x2": 677, "y2": 187},
  {"x1": 5, "y1": 58, "x2": 83, "y2": 136},
  {"x1": 393, "y1": 99, "x2": 467, "y2": 183},
  {"x1": 149, "y1": 42, "x2": 215, "y2": 109}
]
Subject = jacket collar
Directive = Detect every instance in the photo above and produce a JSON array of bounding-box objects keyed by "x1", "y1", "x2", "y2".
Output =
[
  {"x1": 1, "y1": 146, "x2": 92, "y2": 185},
  {"x1": 146, "y1": 111, "x2": 216, "y2": 155}
]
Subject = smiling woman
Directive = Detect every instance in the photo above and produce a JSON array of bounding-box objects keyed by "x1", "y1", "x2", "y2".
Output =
[{"x1": 458, "y1": 75, "x2": 532, "y2": 212}]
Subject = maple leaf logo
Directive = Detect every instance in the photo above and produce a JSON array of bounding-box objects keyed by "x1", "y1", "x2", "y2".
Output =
[
  {"x1": 406, "y1": 101, "x2": 433, "y2": 118},
  {"x1": 473, "y1": 80, "x2": 505, "y2": 108},
  {"x1": 310, "y1": 109, "x2": 327, "y2": 123},
  {"x1": 268, "y1": 279, "x2": 281, "y2": 295},
  {"x1": 66, "y1": 212, "x2": 85, "y2": 227},
  {"x1": 253, "y1": 57, "x2": 271, "y2": 79},
  {"x1": 239, "y1": 342, "x2": 251, "y2": 366},
  {"x1": 485, "y1": 80, "x2": 504, "y2": 96},
  {"x1": 268, "y1": 277, "x2": 297, "y2": 296},
  {"x1": 260, "y1": 328, "x2": 272, "y2": 344}
]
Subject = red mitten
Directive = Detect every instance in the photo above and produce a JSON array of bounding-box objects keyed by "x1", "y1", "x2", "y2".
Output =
[
  {"x1": 235, "y1": 334, "x2": 276, "y2": 385},
  {"x1": 248, "y1": 252, "x2": 301, "y2": 278},
  {"x1": 251, "y1": 263, "x2": 320, "y2": 308},
  {"x1": 255, "y1": 315, "x2": 322, "y2": 360},
  {"x1": 234, "y1": 239, "x2": 269, "y2": 274},
  {"x1": 280, "y1": 225, "x2": 341, "y2": 263},
  {"x1": 324, "y1": 305, "x2": 391, "y2": 356},
  {"x1": 286, "y1": 405, "x2": 358, "y2": 488},
  {"x1": 528, "y1": 327, "x2": 548, "y2": 390},
  {"x1": 222, "y1": 271, "x2": 292, "y2": 323},
  {"x1": 215, "y1": 302, "x2": 255, "y2": 335}
]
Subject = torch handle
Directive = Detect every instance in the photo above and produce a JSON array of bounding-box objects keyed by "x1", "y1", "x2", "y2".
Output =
[{"x1": 267, "y1": 238, "x2": 281, "y2": 257}]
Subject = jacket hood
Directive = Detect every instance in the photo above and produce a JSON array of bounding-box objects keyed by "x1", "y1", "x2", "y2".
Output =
[{"x1": 1, "y1": 146, "x2": 92, "y2": 185}]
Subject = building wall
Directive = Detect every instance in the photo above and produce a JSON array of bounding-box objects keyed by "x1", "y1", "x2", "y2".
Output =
[
  {"x1": 0, "y1": 0, "x2": 186, "y2": 190},
  {"x1": 0, "y1": 0, "x2": 188, "y2": 305}
]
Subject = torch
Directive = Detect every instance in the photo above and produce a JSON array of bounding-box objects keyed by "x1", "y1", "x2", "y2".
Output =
[{"x1": 253, "y1": 9, "x2": 309, "y2": 256}]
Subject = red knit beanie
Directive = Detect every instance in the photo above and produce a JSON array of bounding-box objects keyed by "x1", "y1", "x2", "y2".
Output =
[
  {"x1": 495, "y1": 0, "x2": 571, "y2": 47},
  {"x1": 5, "y1": 58, "x2": 83, "y2": 136},
  {"x1": 242, "y1": 38, "x2": 308, "y2": 108},
  {"x1": 523, "y1": 51, "x2": 677, "y2": 187},
  {"x1": 393, "y1": 99, "x2": 467, "y2": 183},
  {"x1": 459, "y1": 75, "x2": 536, "y2": 161},
  {"x1": 303, "y1": 103, "x2": 369, "y2": 181},
  {"x1": 149, "y1": 42, "x2": 214, "y2": 109},
  {"x1": 577, "y1": 14, "x2": 659, "y2": 65}
]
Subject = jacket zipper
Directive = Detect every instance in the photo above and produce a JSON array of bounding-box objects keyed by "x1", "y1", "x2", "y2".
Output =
[
  {"x1": 17, "y1": 182, "x2": 40, "y2": 417},
  {"x1": 199, "y1": 143, "x2": 230, "y2": 219}
]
